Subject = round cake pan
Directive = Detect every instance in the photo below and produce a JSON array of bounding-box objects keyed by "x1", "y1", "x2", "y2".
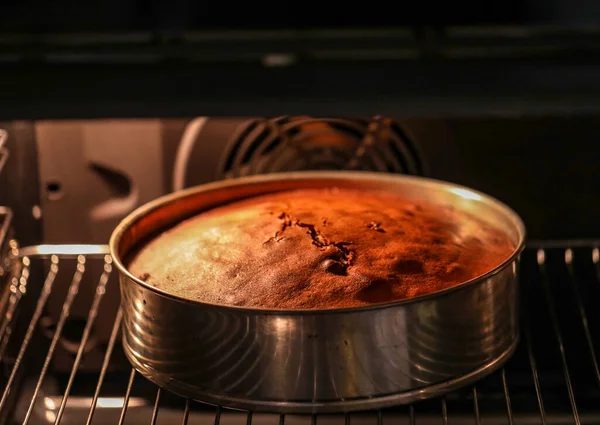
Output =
[{"x1": 109, "y1": 171, "x2": 526, "y2": 414}]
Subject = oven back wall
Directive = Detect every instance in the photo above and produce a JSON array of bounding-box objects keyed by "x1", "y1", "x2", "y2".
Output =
[{"x1": 18, "y1": 115, "x2": 600, "y2": 246}]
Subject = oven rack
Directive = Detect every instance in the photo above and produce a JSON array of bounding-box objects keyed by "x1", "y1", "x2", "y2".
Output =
[
  {"x1": 0, "y1": 208, "x2": 13, "y2": 275},
  {"x1": 0, "y1": 130, "x2": 11, "y2": 262},
  {"x1": 0, "y1": 130, "x2": 8, "y2": 176},
  {"x1": 1, "y1": 242, "x2": 600, "y2": 424},
  {"x1": 0, "y1": 129, "x2": 13, "y2": 331}
]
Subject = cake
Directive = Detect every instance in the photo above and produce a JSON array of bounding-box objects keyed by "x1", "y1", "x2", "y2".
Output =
[{"x1": 128, "y1": 188, "x2": 515, "y2": 309}]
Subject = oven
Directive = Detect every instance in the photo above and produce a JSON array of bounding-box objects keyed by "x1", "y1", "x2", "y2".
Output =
[{"x1": 1, "y1": 14, "x2": 600, "y2": 425}]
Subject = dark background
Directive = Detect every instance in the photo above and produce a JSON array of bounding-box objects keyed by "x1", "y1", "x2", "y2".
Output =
[
  {"x1": 0, "y1": 1, "x2": 600, "y2": 241},
  {"x1": 3, "y1": 1, "x2": 600, "y2": 118}
]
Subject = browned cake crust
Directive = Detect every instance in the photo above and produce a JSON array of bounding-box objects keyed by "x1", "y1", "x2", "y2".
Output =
[{"x1": 128, "y1": 188, "x2": 515, "y2": 309}]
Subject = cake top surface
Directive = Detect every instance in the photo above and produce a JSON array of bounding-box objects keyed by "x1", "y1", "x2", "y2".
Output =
[{"x1": 128, "y1": 187, "x2": 515, "y2": 310}]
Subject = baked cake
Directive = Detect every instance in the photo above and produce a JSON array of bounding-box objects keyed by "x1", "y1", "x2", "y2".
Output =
[{"x1": 128, "y1": 188, "x2": 515, "y2": 309}]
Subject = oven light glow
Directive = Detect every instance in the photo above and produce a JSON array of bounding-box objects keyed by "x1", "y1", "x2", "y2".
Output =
[
  {"x1": 96, "y1": 397, "x2": 146, "y2": 408},
  {"x1": 97, "y1": 397, "x2": 127, "y2": 408},
  {"x1": 28, "y1": 244, "x2": 110, "y2": 256},
  {"x1": 45, "y1": 410, "x2": 56, "y2": 423},
  {"x1": 44, "y1": 397, "x2": 56, "y2": 410},
  {"x1": 450, "y1": 188, "x2": 482, "y2": 201},
  {"x1": 565, "y1": 249, "x2": 573, "y2": 264},
  {"x1": 274, "y1": 317, "x2": 290, "y2": 332},
  {"x1": 42, "y1": 396, "x2": 145, "y2": 411}
]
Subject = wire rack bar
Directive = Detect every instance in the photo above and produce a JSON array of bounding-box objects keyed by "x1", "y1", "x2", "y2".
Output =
[
  {"x1": 527, "y1": 239, "x2": 600, "y2": 249},
  {"x1": 150, "y1": 388, "x2": 162, "y2": 425},
  {"x1": 22, "y1": 256, "x2": 86, "y2": 425},
  {"x1": 565, "y1": 249, "x2": 600, "y2": 387},
  {"x1": 501, "y1": 369, "x2": 514, "y2": 425},
  {"x1": 472, "y1": 387, "x2": 481, "y2": 425},
  {"x1": 54, "y1": 256, "x2": 112, "y2": 425},
  {"x1": 0, "y1": 257, "x2": 30, "y2": 409},
  {"x1": 441, "y1": 398, "x2": 448, "y2": 425},
  {"x1": 214, "y1": 405, "x2": 222, "y2": 425},
  {"x1": 118, "y1": 368, "x2": 137, "y2": 425},
  {"x1": 0, "y1": 208, "x2": 13, "y2": 258},
  {"x1": 537, "y1": 249, "x2": 581, "y2": 425},
  {"x1": 0, "y1": 257, "x2": 53, "y2": 406},
  {"x1": 182, "y1": 399, "x2": 191, "y2": 425},
  {"x1": 524, "y1": 323, "x2": 547, "y2": 424},
  {"x1": 0, "y1": 129, "x2": 8, "y2": 175},
  {"x1": 0, "y1": 255, "x2": 27, "y2": 360},
  {"x1": 85, "y1": 307, "x2": 124, "y2": 425}
]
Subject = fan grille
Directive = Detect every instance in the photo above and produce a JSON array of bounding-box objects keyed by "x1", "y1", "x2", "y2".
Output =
[{"x1": 219, "y1": 117, "x2": 424, "y2": 179}]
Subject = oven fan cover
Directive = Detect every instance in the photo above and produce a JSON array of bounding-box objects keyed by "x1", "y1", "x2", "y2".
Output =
[{"x1": 218, "y1": 117, "x2": 425, "y2": 179}]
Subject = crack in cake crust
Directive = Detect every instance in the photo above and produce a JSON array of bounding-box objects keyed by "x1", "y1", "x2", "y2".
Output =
[{"x1": 265, "y1": 211, "x2": 355, "y2": 274}]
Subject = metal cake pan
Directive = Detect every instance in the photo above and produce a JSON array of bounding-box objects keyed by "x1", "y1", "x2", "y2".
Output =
[{"x1": 109, "y1": 171, "x2": 526, "y2": 413}]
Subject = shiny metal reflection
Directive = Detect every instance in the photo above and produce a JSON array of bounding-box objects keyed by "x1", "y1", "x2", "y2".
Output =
[{"x1": 110, "y1": 171, "x2": 525, "y2": 413}]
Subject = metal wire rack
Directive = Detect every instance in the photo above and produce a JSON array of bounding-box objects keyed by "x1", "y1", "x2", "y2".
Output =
[
  {"x1": 0, "y1": 130, "x2": 12, "y2": 262},
  {"x1": 0, "y1": 130, "x2": 8, "y2": 176},
  {"x1": 1, "y1": 242, "x2": 600, "y2": 425},
  {"x1": 0, "y1": 208, "x2": 13, "y2": 270},
  {"x1": 0, "y1": 131, "x2": 14, "y2": 346}
]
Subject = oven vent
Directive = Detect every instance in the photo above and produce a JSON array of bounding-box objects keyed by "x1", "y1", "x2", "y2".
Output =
[{"x1": 219, "y1": 117, "x2": 424, "y2": 179}]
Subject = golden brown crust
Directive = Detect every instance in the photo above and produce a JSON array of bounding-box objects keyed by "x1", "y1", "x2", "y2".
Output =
[{"x1": 128, "y1": 188, "x2": 515, "y2": 309}]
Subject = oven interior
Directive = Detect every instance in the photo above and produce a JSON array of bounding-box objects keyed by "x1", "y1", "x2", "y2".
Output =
[{"x1": 1, "y1": 115, "x2": 600, "y2": 425}]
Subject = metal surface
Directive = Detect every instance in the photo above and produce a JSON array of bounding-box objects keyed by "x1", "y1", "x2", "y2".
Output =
[
  {"x1": 0, "y1": 130, "x2": 12, "y2": 273},
  {"x1": 7, "y1": 115, "x2": 600, "y2": 240},
  {"x1": 0, "y1": 240, "x2": 22, "y2": 360},
  {"x1": 110, "y1": 171, "x2": 525, "y2": 413},
  {"x1": 35, "y1": 120, "x2": 165, "y2": 245},
  {"x1": 2, "y1": 242, "x2": 600, "y2": 424},
  {"x1": 0, "y1": 130, "x2": 8, "y2": 176},
  {"x1": 0, "y1": 208, "x2": 13, "y2": 265},
  {"x1": 0, "y1": 122, "x2": 42, "y2": 248},
  {"x1": 218, "y1": 117, "x2": 424, "y2": 179}
]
